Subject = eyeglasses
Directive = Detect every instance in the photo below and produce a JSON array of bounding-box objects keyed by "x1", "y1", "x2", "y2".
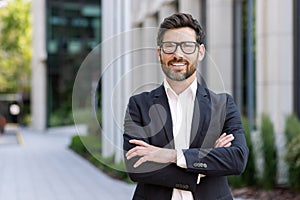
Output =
[{"x1": 160, "y1": 41, "x2": 199, "y2": 54}]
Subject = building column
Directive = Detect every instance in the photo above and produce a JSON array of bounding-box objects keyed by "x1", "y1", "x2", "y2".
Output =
[
  {"x1": 141, "y1": 15, "x2": 162, "y2": 92},
  {"x1": 112, "y1": 0, "x2": 132, "y2": 163},
  {"x1": 159, "y1": 2, "x2": 177, "y2": 22},
  {"x1": 102, "y1": 0, "x2": 115, "y2": 158},
  {"x1": 102, "y1": 0, "x2": 132, "y2": 163},
  {"x1": 131, "y1": 26, "x2": 143, "y2": 93},
  {"x1": 178, "y1": 0, "x2": 201, "y2": 20},
  {"x1": 31, "y1": 0, "x2": 47, "y2": 131},
  {"x1": 112, "y1": 0, "x2": 123, "y2": 163},
  {"x1": 118, "y1": 0, "x2": 132, "y2": 163},
  {"x1": 256, "y1": 0, "x2": 293, "y2": 184},
  {"x1": 206, "y1": 0, "x2": 234, "y2": 94}
]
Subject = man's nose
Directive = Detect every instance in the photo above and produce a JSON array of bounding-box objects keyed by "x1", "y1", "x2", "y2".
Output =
[{"x1": 173, "y1": 46, "x2": 184, "y2": 57}]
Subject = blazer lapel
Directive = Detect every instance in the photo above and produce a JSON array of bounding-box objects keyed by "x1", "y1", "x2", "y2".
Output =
[
  {"x1": 190, "y1": 84, "x2": 211, "y2": 148},
  {"x1": 152, "y1": 85, "x2": 174, "y2": 148},
  {"x1": 151, "y1": 83, "x2": 211, "y2": 149}
]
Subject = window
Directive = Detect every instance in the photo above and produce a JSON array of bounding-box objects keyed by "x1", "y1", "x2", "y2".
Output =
[{"x1": 46, "y1": 0, "x2": 101, "y2": 126}]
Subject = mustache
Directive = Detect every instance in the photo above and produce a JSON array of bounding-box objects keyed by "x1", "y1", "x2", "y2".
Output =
[{"x1": 167, "y1": 58, "x2": 189, "y2": 65}]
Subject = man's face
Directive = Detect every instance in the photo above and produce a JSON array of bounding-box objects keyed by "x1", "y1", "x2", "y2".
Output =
[{"x1": 158, "y1": 27, "x2": 205, "y2": 81}]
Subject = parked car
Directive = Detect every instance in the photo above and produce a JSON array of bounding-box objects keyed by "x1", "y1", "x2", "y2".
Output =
[{"x1": 0, "y1": 114, "x2": 6, "y2": 134}]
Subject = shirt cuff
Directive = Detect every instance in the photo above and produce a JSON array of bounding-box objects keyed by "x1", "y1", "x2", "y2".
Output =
[
  {"x1": 197, "y1": 174, "x2": 206, "y2": 184},
  {"x1": 176, "y1": 149, "x2": 187, "y2": 168}
]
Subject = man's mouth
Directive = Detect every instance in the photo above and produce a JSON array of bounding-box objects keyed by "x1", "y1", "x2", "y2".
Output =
[{"x1": 169, "y1": 62, "x2": 187, "y2": 69}]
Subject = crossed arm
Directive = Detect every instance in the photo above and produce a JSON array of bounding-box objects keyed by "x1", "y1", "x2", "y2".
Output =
[{"x1": 126, "y1": 133, "x2": 234, "y2": 168}]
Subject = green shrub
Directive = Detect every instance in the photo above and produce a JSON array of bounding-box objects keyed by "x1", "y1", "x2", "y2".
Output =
[
  {"x1": 228, "y1": 116, "x2": 257, "y2": 187},
  {"x1": 285, "y1": 114, "x2": 300, "y2": 143},
  {"x1": 260, "y1": 114, "x2": 277, "y2": 189},
  {"x1": 285, "y1": 135, "x2": 300, "y2": 191},
  {"x1": 72, "y1": 108, "x2": 102, "y2": 136},
  {"x1": 49, "y1": 109, "x2": 74, "y2": 127},
  {"x1": 69, "y1": 134, "x2": 131, "y2": 183},
  {"x1": 285, "y1": 114, "x2": 300, "y2": 191},
  {"x1": 22, "y1": 113, "x2": 31, "y2": 126},
  {"x1": 69, "y1": 135, "x2": 88, "y2": 154},
  {"x1": 241, "y1": 116, "x2": 257, "y2": 185}
]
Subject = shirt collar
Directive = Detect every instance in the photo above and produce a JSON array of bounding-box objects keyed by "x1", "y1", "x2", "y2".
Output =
[{"x1": 164, "y1": 78, "x2": 197, "y2": 100}]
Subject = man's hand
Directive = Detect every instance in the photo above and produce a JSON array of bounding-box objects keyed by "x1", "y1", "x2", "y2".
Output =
[
  {"x1": 126, "y1": 139, "x2": 177, "y2": 168},
  {"x1": 214, "y1": 133, "x2": 234, "y2": 148}
]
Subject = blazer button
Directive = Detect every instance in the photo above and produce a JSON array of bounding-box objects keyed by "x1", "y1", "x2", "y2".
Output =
[
  {"x1": 193, "y1": 163, "x2": 200, "y2": 167},
  {"x1": 193, "y1": 162, "x2": 207, "y2": 168},
  {"x1": 175, "y1": 183, "x2": 189, "y2": 190}
]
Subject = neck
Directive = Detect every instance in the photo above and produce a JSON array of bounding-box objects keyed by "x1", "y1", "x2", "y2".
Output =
[{"x1": 166, "y1": 73, "x2": 196, "y2": 95}]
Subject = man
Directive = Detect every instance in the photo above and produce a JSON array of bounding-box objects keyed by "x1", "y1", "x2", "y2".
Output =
[{"x1": 123, "y1": 13, "x2": 248, "y2": 200}]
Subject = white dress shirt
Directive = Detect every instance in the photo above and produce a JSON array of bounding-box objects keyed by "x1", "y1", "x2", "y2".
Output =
[{"x1": 164, "y1": 78, "x2": 197, "y2": 200}]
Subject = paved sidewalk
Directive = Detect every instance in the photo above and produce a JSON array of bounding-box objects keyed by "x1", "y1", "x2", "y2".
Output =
[{"x1": 0, "y1": 126, "x2": 135, "y2": 200}]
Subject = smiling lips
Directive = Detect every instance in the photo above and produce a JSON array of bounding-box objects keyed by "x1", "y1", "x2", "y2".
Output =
[{"x1": 169, "y1": 62, "x2": 187, "y2": 70}]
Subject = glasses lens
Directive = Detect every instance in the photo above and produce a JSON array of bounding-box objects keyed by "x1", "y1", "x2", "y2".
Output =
[
  {"x1": 181, "y1": 42, "x2": 196, "y2": 54},
  {"x1": 162, "y1": 42, "x2": 176, "y2": 54}
]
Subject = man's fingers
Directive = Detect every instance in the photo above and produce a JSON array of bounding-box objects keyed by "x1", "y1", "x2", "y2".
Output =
[
  {"x1": 126, "y1": 140, "x2": 156, "y2": 160},
  {"x1": 226, "y1": 134, "x2": 234, "y2": 142},
  {"x1": 126, "y1": 145, "x2": 144, "y2": 155},
  {"x1": 224, "y1": 142, "x2": 232, "y2": 147},
  {"x1": 214, "y1": 133, "x2": 234, "y2": 147},
  {"x1": 126, "y1": 140, "x2": 150, "y2": 159},
  {"x1": 219, "y1": 133, "x2": 227, "y2": 139},
  {"x1": 129, "y1": 139, "x2": 150, "y2": 147},
  {"x1": 133, "y1": 157, "x2": 147, "y2": 168},
  {"x1": 215, "y1": 133, "x2": 226, "y2": 144},
  {"x1": 222, "y1": 134, "x2": 234, "y2": 143},
  {"x1": 126, "y1": 146, "x2": 146, "y2": 159}
]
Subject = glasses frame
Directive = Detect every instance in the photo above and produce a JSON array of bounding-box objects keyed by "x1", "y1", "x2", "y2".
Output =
[{"x1": 159, "y1": 41, "x2": 200, "y2": 55}]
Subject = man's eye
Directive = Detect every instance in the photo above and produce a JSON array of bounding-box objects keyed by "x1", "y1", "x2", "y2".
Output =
[
  {"x1": 183, "y1": 43, "x2": 194, "y2": 48},
  {"x1": 165, "y1": 43, "x2": 175, "y2": 48}
]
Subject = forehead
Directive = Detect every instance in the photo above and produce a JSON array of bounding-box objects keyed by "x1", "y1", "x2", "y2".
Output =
[{"x1": 163, "y1": 27, "x2": 196, "y2": 42}]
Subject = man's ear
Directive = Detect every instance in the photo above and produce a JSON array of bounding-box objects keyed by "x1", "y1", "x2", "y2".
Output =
[
  {"x1": 157, "y1": 48, "x2": 162, "y2": 61},
  {"x1": 198, "y1": 44, "x2": 206, "y2": 61}
]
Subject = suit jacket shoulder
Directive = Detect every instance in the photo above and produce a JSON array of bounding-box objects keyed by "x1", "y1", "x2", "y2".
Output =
[{"x1": 129, "y1": 85, "x2": 165, "y2": 102}]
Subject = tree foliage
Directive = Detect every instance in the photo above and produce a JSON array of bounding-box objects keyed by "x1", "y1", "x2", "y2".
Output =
[{"x1": 0, "y1": 0, "x2": 32, "y2": 93}]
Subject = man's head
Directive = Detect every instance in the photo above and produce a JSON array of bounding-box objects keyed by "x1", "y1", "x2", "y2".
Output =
[
  {"x1": 157, "y1": 13, "x2": 206, "y2": 82},
  {"x1": 157, "y1": 13, "x2": 205, "y2": 46}
]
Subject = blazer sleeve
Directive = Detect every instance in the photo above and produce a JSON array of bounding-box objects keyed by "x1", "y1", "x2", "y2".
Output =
[
  {"x1": 123, "y1": 96, "x2": 199, "y2": 192},
  {"x1": 183, "y1": 94, "x2": 249, "y2": 176}
]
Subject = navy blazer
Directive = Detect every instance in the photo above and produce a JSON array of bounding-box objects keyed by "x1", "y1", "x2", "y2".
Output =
[{"x1": 123, "y1": 83, "x2": 249, "y2": 200}]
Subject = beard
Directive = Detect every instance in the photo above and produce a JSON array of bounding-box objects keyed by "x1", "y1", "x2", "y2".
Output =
[{"x1": 160, "y1": 58, "x2": 197, "y2": 81}]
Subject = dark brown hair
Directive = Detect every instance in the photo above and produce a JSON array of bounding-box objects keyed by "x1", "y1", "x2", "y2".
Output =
[{"x1": 157, "y1": 13, "x2": 205, "y2": 46}]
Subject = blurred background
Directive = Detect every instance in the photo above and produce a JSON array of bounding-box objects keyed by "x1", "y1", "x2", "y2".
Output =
[{"x1": 1, "y1": 0, "x2": 300, "y2": 198}]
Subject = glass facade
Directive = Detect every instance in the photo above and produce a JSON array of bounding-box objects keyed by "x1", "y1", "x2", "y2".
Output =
[{"x1": 46, "y1": 0, "x2": 101, "y2": 126}]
